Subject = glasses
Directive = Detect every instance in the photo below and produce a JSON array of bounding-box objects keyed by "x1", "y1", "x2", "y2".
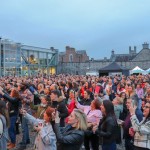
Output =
[{"x1": 144, "y1": 106, "x2": 150, "y2": 109}]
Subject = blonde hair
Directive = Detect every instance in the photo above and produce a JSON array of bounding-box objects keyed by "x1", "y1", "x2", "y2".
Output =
[{"x1": 73, "y1": 109, "x2": 88, "y2": 131}]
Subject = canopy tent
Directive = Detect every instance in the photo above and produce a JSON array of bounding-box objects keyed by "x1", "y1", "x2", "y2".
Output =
[
  {"x1": 130, "y1": 66, "x2": 145, "y2": 74},
  {"x1": 146, "y1": 68, "x2": 150, "y2": 74},
  {"x1": 99, "y1": 62, "x2": 129, "y2": 76}
]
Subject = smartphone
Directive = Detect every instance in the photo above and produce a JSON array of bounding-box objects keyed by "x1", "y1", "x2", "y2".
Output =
[
  {"x1": 132, "y1": 100, "x2": 135, "y2": 107},
  {"x1": 29, "y1": 86, "x2": 35, "y2": 93}
]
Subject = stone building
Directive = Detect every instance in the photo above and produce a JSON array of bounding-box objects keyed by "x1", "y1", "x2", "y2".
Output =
[
  {"x1": 57, "y1": 43, "x2": 150, "y2": 75},
  {"x1": 59, "y1": 46, "x2": 89, "y2": 63}
]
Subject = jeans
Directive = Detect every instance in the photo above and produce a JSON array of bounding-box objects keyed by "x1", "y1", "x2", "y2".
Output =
[
  {"x1": 8, "y1": 116, "x2": 17, "y2": 144},
  {"x1": 125, "y1": 138, "x2": 134, "y2": 150},
  {"x1": 102, "y1": 142, "x2": 116, "y2": 150},
  {"x1": 21, "y1": 116, "x2": 30, "y2": 144},
  {"x1": 84, "y1": 133, "x2": 99, "y2": 150},
  {"x1": 138, "y1": 99, "x2": 142, "y2": 109}
]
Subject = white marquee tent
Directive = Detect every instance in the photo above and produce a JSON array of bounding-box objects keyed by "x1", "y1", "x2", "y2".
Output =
[{"x1": 130, "y1": 66, "x2": 145, "y2": 74}]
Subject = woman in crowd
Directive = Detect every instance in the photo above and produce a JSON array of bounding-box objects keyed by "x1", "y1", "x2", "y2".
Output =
[
  {"x1": 66, "y1": 90, "x2": 76, "y2": 115},
  {"x1": 129, "y1": 101, "x2": 150, "y2": 150},
  {"x1": 0, "y1": 88, "x2": 20, "y2": 149},
  {"x1": 21, "y1": 106, "x2": 56, "y2": 150},
  {"x1": 52, "y1": 109, "x2": 88, "y2": 150},
  {"x1": 80, "y1": 90, "x2": 93, "y2": 106},
  {"x1": 119, "y1": 92, "x2": 128, "y2": 120},
  {"x1": 76, "y1": 98, "x2": 102, "y2": 150},
  {"x1": 93, "y1": 100, "x2": 118, "y2": 150},
  {"x1": 112, "y1": 96, "x2": 123, "y2": 119},
  {"x1": 0, "y1": 100, "x2": 9, "y2": 150}
]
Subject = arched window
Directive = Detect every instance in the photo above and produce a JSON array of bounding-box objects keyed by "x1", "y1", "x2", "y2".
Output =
[{"x1": 69, "y1": 54, "x2": 73, "y2": 62}]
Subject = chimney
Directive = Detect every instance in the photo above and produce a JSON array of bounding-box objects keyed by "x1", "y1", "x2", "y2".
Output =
[
  {"x1": 134, "y1": 46, "x2": 136, "y2": 53},
  {"x1": 104, "y1": 57, "x2": 107, "y2": 61},
  {"x1": 111, "y1": 49, "x2": 115, "y2": 56},
  {"x1": 66, "y1": 46, "x2": 70, "y2": 50},
  {"x1": 142, "y1": 42, "x2": 149, "y2": 49}
]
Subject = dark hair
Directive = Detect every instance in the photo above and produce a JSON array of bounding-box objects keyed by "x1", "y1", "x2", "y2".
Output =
[
  {"x1": 93, "y1": 99, "x2": 101, "y2": 110},
  {"x1": 51, "y1": 90, "x2": 60, "y2": 97},
  {"x1": 103, "y1": 100, "x2": 115, "y2": 116},
  {"x1": 85, "y1": 89, "x2": 91, "y2": 96},
  {"x1": 45, "y1": 106, "x2": 55, "y2": 122}
]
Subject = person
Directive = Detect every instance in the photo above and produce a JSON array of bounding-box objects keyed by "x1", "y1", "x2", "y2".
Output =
[
  {"x1": 17, "y1": 83, "x2": 34, "y2": 149},
  {"x1": 80, "y1": 90, "x2": 93, "y2": 106},
  {"x1": 129, "y1": 101, "x2": 150, "y2": 150},
  {"x1": 76, "y1": 98, "x2": 102, "y2": 150},
  {"x1": 52, "y1": 109, "x2": 88, "y2": 150},
  {"x1": 0, "y1": 100, "x2": 9, "y2": 150},
  {"x1": 50, "y1": 90, "x2": 68, "y2": 127},
  {"x1": 0, "y1": 88, "x2": 20, "y2": 149},
  {"x1": 122, "y1": 98, "x2": 143, "y2": 150},
  {"x1": 112, "y1": 97, "x2": 123, "y2": 119},
  {"x1": 21, "y1": 106, "x2": 56, "y2": 150},
  {"x1": 119, "y1": 92, "x2": 128, "y2": 120},
  {"x1": 93, "y1": 100, "x2": 118, "y2": 150}
]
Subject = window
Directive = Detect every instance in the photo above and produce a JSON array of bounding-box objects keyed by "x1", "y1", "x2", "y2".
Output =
[{"x1": 69, "y1": 54, "x2": 73, "y2": 62}]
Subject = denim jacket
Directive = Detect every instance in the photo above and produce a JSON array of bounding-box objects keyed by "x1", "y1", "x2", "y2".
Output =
[{"x1": 24, "y1": 113, "x2": 56, "y2": 150}]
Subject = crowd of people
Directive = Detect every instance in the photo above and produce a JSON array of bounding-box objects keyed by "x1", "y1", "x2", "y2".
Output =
[{"x1": 0, "y1": 73, "x2": 150, "y2": 150}]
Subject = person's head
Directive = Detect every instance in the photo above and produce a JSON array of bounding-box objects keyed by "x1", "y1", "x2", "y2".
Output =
[
  {"x1": 126, "y1": 98, "x2": 138, "y2": 110},
  {"x1": 127, "y1": 85, "x2": 134, "y2": 93},
  {"x1": 6, "y1": 83, "x2": 13, "y2": 90},
  {"x1": 38, "y1": 83, "x2": 44, "y2": 90},
  {"x1": 143, "y1": 102, "x2": 150, "y2": 118},
  {"x1": 85, "y1": 81, "x2": 90, "y2": 88},
  {"x1": 69, "y1": 90, "x2": 75, "y2": 99},
  {"x1": 100, "y1": 100, "x2": 115, "y2": 116},
  {"x1": 40, "y1": 95, "x2": 49, "y2": 105},
  {"x1": 43, "y1": 106, "x2": 55, "y2": 122},
  {"x1": 136, "y1": 83, "x2": 142, "y2": 89},
  {"x1": 44, "y1": 87, "x2": 50, "y2": 95},
  {"x1": 84, "y1": 90, "x2": 91, "y2": 99},
  {"x1": 120, "y1": 92, "x2": 126, "y2": 99},
  {"x1": 90, "y1": 99, "x2": 101, "y2": 110},
  {"x1": 91, "y1": 81, "x2": 96, "y2": 88},
  {"x1": 94, "y1": 92, "x2": 99, "y2": 99},
  {"x1": 67, "y1": 109, "x2": 87, "y2": 130},
  {"x1": 17, "y1": 83, "x2": 28, "y2": 91},
  {"x1": 108, "y1": 79, "x2": 112, "y2": 85},
  {"x1": 67, "y1": 81, "x2": 73, "y2": 89},
  {"x1": 112, "y1": 97, "x2": 123, "y2": 105},
  {"x1": 50, "y1": 84, "x2": 58, "y2": 91},
  {"x1": 10, "y1": 88, "x2": 20, "y2": 99},
  {"x1": 50, "y1": 90, "x2": 60, "y2": 101}
]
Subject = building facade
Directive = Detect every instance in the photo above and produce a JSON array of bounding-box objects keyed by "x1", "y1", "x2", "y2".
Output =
[
  {"x1": 0, "y1": 38, "x2": 58, "y2": 76},
  {"x1": 57, "y1": 43, "x2": 150, "y2": 75}
]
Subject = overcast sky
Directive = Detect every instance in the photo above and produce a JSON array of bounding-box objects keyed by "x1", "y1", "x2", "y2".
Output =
[{"x1": 0, "y1": 0, "x2": 150, "y2": 59}]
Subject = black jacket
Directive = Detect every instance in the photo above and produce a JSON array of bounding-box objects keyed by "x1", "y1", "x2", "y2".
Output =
[
  {"x1": 3, "y1": 94, "x2": 19, "y2": 117},
  {"x1": 53, "y1": 124, "x2": 84, "y2": 150},
  {"x1": 80, "y1": 98, "x2": 92, "y2": 106},
  {"x1": 96, "y1": 115, "x2": 118, "y2": 144},
  {"x1": 51, "y1": 100, "x2": 68, "y2": 127}
]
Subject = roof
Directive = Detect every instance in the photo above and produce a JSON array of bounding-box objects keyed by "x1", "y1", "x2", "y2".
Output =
[
  {"x1": 76, "y1": 50, "x2": 86, "y2": 54},
  {"x1": 99, "y1": 62, "x2": 128, "y2": 72},
  {"x1": 110, "y1": 54, "x2": 136, "y2": 62},
  {"x1": 59, "y1": 52, "x2": 66, "y2": 55}
]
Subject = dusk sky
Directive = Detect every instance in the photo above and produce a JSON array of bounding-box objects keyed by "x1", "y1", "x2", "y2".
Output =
[{"x1": 0, "y1": 0, "x2": 150, "y2": 59}]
